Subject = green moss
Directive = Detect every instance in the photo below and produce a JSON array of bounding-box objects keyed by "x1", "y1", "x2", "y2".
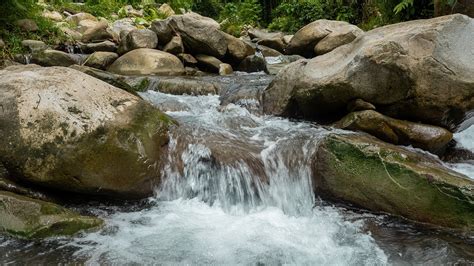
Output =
[
  {"x1": 133, "y1": 77, "x2": 151, "y2": 92},
  {"x1": 317, "y1": 134, "x2": 474, "y2": 229}
]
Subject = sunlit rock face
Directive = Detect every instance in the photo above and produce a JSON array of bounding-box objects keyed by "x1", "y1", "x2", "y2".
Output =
[
  {"x1": 263, "y1": 14, "x2": 474, "y2": 130},
  {"x1": 0, "y1": 65, "x2": 173, "y2": 199}
]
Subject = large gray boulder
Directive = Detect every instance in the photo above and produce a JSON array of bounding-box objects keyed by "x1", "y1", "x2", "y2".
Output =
[
  {"x1": 0, "y1": 65, "x2": 173, "y2": 199},
  {"x1": 263, "y1": 14, "x2": 474, "y2": 130},
  {"x1": 167, "y1": 12, "x2": 228, "y2": 58},
  {"x1": 108, "y1": 48, "x2": 184, "y2": 76},
  {"x1": 286, "y1": 19, "x2": 363, "y2": 57}
]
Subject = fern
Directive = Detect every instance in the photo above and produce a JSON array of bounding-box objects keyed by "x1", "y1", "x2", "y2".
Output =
[{"x1": 393, "y1": 0, "x2": 414, "y2": 14}]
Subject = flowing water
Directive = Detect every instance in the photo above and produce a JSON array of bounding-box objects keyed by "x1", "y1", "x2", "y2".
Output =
[{"x1": 0, "y1": 73, "x2": 473, "y2": 264}]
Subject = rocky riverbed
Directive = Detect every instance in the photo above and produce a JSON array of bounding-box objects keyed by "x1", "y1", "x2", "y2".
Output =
[{"x1": 0, "y1": 6, "x2": 473, "y2": 264}]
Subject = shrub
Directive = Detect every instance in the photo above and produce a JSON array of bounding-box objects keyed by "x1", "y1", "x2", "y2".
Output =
[
  {"x1": 268, "y1": 0, "x2": 358, "y2": 33},
  {"x1": 219, "y1": 0, "x2": 262, "y2": 36}
]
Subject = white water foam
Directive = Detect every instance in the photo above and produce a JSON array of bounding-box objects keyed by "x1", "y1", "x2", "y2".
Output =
[
  {"x1": 450, "y1": 124, "x2": 474, "y2": 179},
  {"x1": 64, "y1": 91, "x2": 388, "y2": 264},
  {"x1": 70, "y1": 199, "x2": 387, "y2": 265}
]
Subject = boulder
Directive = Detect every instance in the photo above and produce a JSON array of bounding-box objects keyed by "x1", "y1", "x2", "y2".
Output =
[
  {"x1": 21, "y1": 40, "x2": 47, "y2": 52},
  {"x1": 0, "y1": 66, "x2": 173, "y2": 199},
  {"x1": 31, "y1": 49, "x2": 80, "y2": 67},
  {"x1": 167, "y1": 13, "x2": 228, "y2": 58},
  {"x1": 259, "y1": 45, "x2": 283, "y2": 57},
  {"x1": 59, "y1": 27, "x2": 82, "y2": 41},
  {"x1": 314, "y1": 26, "x2": 363, "y2": 55},
  {"x1": 77, "y1": 19, "x2": 101, "y2": 34},
  {"x1": 177, "y1": 53, "x2": 198, "y2": 66},
  {"x1": 66, "y1": 12, "x2": 97, "y2": 26},
  {"x1": 265, "y1": 54, "x2": 305, "y2": 75},
  {"x1": 334, "y1": 110, "x2": 453, "y2": 153},
  {"x1": 257, "y1": 37, "x2": 286, "y2": 53},
  {"x1": 248, "y1": 28, "x2": 284, "y2": 41},
  {"x1": 286, "y1": 19, "x2": 362, "y2": 57},
  {"x1": 108, "y1": 48, "x2": 184, "y2": 76},
  {"x1": 158, "y1": 3, "x2": 175, "y2": 17},
  {"x1": 42, "y1": 10, "x2": 63, "y2": 21},
  {"x1": 16, "y1": 19, "x2": 38, "y2": 32},
  {"x1": 224, "y1": 32, "x2": 255, "y2": 64},
  {"x1": 81, "y1": 21, "x2": 114, "y2": 43},
  {"x1": 80, "y1": 40, "x2": 117, "y2": 53},
  {"x1": 238, "y1": 55, "x2": 268, "y2": 73},
  {"x1": 150, "y1": 19, "x2": 174, "y2": 45},
  {"x1": 163, "y1": 35, "x2": 184, "y2": 55},
  {"x1": 195, "y1": 54, "x2": 223, "y2": 73},
  {"x1": 219, "y1": 63, "x2": 233, "y2": 76},
  {"x1": 118, "y1": 29, "x2": 158, "y2": 54},
  {"x1": 110, "y1": 18, "x2": 137, "y2": 38},
  {"x1": 84, "y1": 51, "x2": 118, "y2": 70},
  {"x1": 313, "y1": 133, "x2": 474, "y2": 229},
  {"x1": 0, "y1": 191, "x2": 103, "y2": 238},
  {"x1": 70, "y1": 65, "x2": 134, "y2": 93},
  {"x1": 263, "y1": 15, "x2": 474, "y2": 130}
]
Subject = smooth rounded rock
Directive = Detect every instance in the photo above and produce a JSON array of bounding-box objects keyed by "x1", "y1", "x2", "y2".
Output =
[{"x1": 108, "y1": 48, "x2": 184, "y2": 76}]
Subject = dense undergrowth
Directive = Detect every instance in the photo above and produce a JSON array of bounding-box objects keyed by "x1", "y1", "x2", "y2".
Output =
[{"x1": 0, "y1": 0, "x2": 459, "y2": 58}]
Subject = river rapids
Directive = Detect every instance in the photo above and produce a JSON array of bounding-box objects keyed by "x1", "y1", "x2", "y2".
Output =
[{"x1": 0, "y1": 73, "x2": 473, "y2": 264}]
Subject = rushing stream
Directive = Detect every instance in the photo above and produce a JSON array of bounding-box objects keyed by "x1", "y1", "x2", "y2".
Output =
[{"x1": 0, "y1": 73, "x2": 473, "y2": 264}]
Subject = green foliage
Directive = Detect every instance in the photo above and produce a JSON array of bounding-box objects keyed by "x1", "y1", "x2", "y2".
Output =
[
  {"x1": 393, "y1": 0, "x2": 414, "y2": 14},
  {"x1": 0, "y1": 0, "x2": 68, "y2": 59},
  {"x1": 219, "y1": 0, "x2": 262, "y2": 36},
  {"x1": 268, "y1": 0, "x2": 358, "y2": 33}
]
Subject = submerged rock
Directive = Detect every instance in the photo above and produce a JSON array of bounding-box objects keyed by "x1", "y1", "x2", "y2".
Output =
[
  {"x1": 313, "y1": 133, "x2": 474, "y2": 230},
  {"x1": 0, "y1": 66, "x2": 173, "y2": 199},
  {"x1": 334, "y1": 110, "x2": 453, "y2": 153},
  {"x1": 263, "y1": 15, "x2": 474, "y2": 130},
  {"x1": 108, "y1": 48, "x2": 184, "y2": 76},
  {"x1": 0, "y1": 191, "x2": 103, "y2": 238}
]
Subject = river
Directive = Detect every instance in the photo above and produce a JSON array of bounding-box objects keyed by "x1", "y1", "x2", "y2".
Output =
[{"x1": 0, "y1": 73, "x2": 473, "y2": 264}]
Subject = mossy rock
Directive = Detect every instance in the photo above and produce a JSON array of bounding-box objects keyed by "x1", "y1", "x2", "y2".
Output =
[
  {"x1": 0, "y1": 191, "x2": 103, "y2": 239},
  {"x1": 314, "y1": 133, "x2": 474, "y2": 230},
  {"x1": 0, "y1": 66, "x2": 174, "y2": 199}
]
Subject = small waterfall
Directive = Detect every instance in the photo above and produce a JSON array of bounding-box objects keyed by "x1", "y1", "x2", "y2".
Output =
[
  {"x1": 148, "y1": 89, "x2": 330, "y2": 215},
  {"x1": 24, "y1": 53, "x2": 32, "y2": 64}
]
